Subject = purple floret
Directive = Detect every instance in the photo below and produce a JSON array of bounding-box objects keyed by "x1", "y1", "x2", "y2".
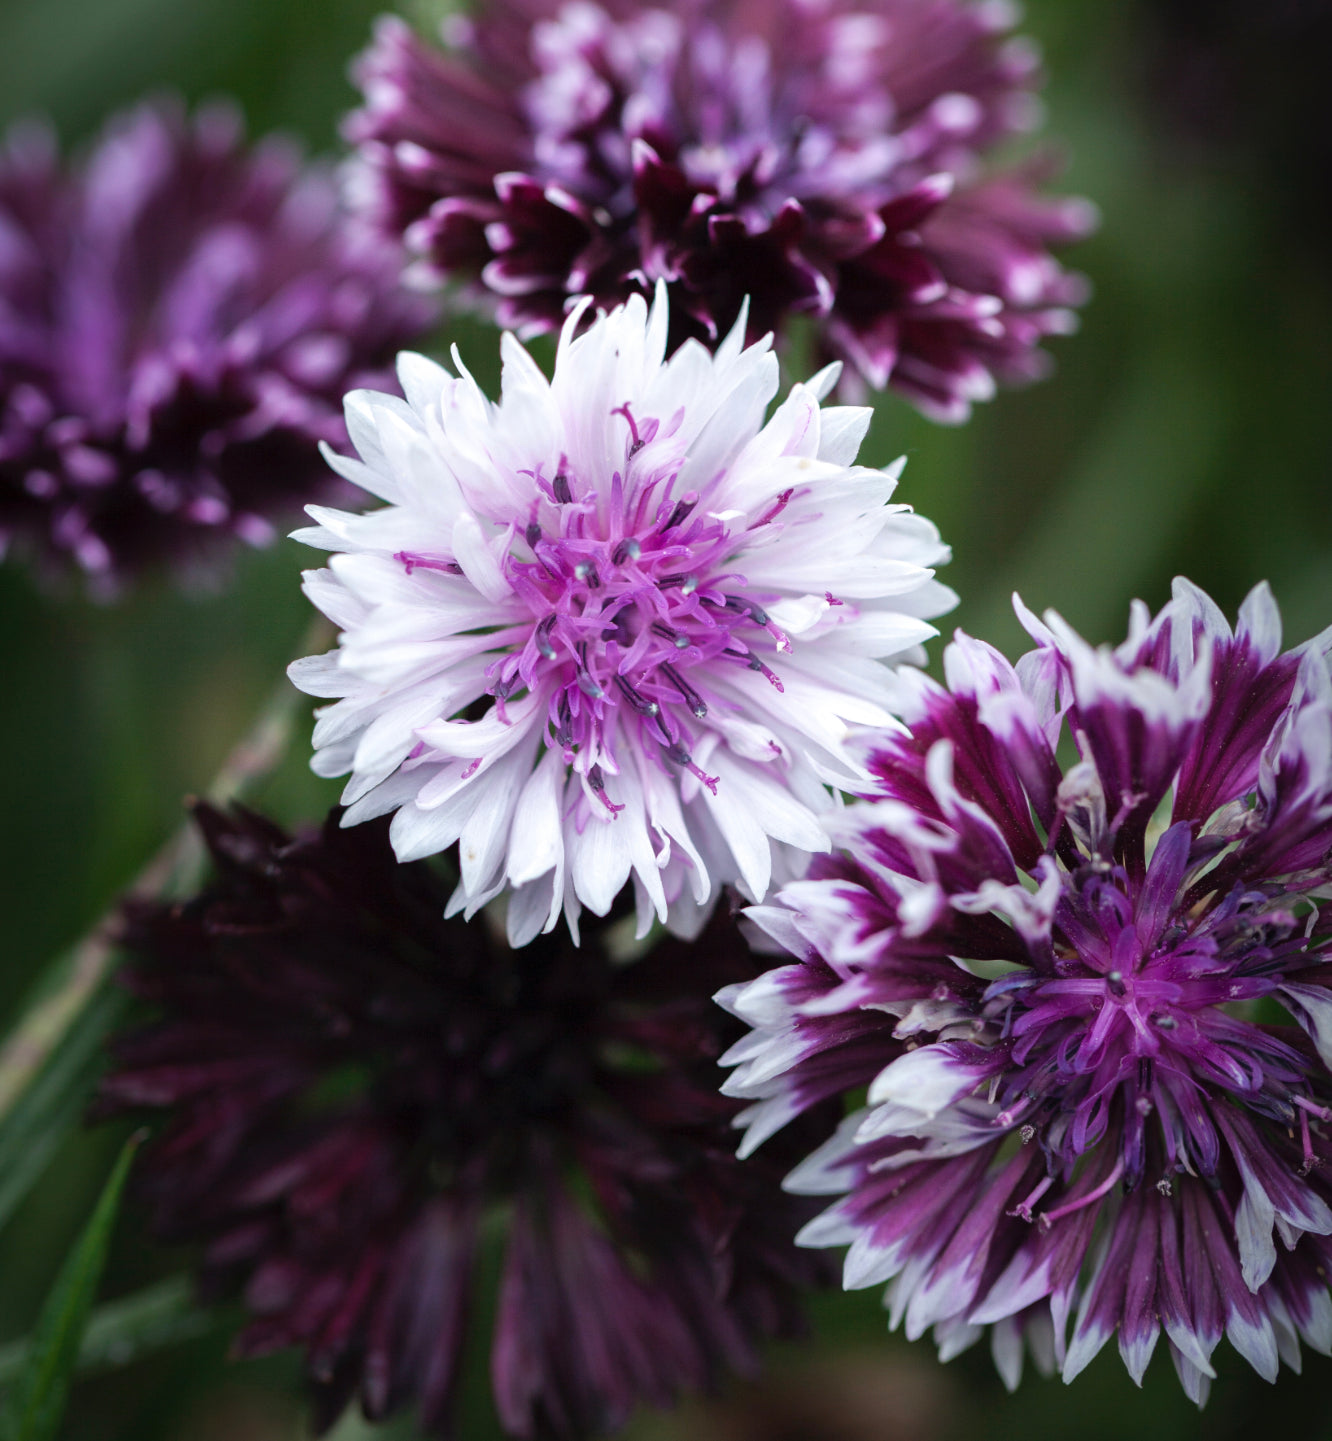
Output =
[
  {"x1": 721, "y1": 579, "x2": 1332, "y2": 1400},
  {"x1": 0, "y1": 99, "x2": 434, "y2": 591},
  {"x1": 345, "y1": 0, "x2": 1094, "y2": 419},
  {"x1": 95, "y1": 804, "x2": 833, "y2": 1439}
]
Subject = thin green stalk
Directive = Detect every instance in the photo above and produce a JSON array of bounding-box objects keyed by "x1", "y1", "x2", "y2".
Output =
[{"x1": 0, "y1": 616, "x2": 331, "y2": 1128}]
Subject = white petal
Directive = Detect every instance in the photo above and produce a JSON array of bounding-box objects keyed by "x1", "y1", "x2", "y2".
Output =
[
  {"x1": 450, "y1": 511, "x2": 512, "y2": 603},
  {"x1": 506, "y1": 746, "x2": 566, "y2": 887},
  {"x1": 816, "y1": 407, "x2": 873, "y2": 466}
]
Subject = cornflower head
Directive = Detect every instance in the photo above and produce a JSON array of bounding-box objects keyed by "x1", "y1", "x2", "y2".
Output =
[
  {"x1": 720, "y1": 579, "x2": 1332, "y2": 1401},
  {"x1": 289, "y1": 282, "x2": 953, "y2": 942},
  {"x1": 0, "y1": 99, "x2": 432, "y2": 590},
  {"x1": 346, "y1": 0, "x2": 1095, "y2": 419}
]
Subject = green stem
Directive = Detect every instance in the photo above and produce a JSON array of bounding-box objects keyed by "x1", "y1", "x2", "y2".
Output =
[{"x1": 0, "y1": 616, "x2": 332, "y2": 1125}]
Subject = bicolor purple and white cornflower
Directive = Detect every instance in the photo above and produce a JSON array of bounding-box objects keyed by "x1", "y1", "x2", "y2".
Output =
[
  {"x1": 719, "y1": 579, "x2": 1332, "y2": 1401},
  {"x1": 346, "y1": 0, "x2": 1095, "y2": 419},
  {"x1": 290, "y1": 282, "x2": 953, "y2": 944},
  {"x1": 0, "y1": 99, "x2": 432, "y2": 589}
]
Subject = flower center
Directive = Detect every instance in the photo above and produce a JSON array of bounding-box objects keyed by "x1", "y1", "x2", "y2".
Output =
[
  {"x1": 983, "y1": 866, "x2": 1317, "y2": 1191},
  {"x1": 479, "y1": 407, "x2": 792, "y2": 803}
]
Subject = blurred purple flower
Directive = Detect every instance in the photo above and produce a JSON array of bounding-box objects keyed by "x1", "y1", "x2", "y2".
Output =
[
  {"x1": 346, "y1": 0, "x2": 1094, "y2": 420},
  {"x1": 96, "y1": 804, "x2": 831, "y2": 1438},
  {"x1": 0, "y1": 99, "x2": 434, "y2": 591},
  {"x1": 720, "y1": 580, "x2": 1332, "y2": 1400}
]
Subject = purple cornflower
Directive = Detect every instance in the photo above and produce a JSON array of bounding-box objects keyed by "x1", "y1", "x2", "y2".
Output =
[
  {"x1": 346, "y1": 0, "x2": 1095, "y2": 420},
  {"x1": 96, "y1": 805, "x2": 832, "y2": 1439},
  {"x1": 720, "y1": 579, "x2": 1332, "y2": 1400},
  {"x1": 0, "y1": 99, "x2": 433, "y2": 590}
]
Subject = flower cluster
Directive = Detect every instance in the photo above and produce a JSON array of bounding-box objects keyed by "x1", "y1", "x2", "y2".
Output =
[
  {"x1": 289, "y1": 282, "x2": 954, "y2": 944},
  {"x1": 96, "y1": 805, "x2": 833, "y2": 1438},
  {"x1": 0, "y1": 99, "x2": 433, "y2": 589},
  {"x1": 720, "y1": 580, "x2": 1332, "y2": 1400},
  {"x1": 346, "y1": 0, "x2": 1094, "y2": 419}
]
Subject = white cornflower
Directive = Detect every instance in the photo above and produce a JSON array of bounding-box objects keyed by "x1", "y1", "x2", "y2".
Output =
[{"x1": 289, "y1": 283, "x2": 954, "y2": 943}]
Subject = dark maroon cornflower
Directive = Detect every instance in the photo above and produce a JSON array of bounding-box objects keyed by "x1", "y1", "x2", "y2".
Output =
[
  {"x1": 720, "y1": 579, "x2": 1332, "y2": 1401},
  {"x1": 96, "y1": 804, "x2": 831, "y2": 1438},
  {"x1": 345, "y1": 0, "x2": 1094, "y2": 420},
  {"x1": 0, "y1": 99, "x2": 434, "y2": 591}
]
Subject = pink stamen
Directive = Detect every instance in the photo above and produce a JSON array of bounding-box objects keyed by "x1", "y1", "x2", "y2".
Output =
[
  {"x1": 994, "y1": 1094, "x2": 1035, "y2": 1127},
  {"x1": 1007, "y1": 1174, "x2": 1054, "y2": 1223},
  {"x1": 394, "y1": 550, "x2": 462, "y2": 576},
  {"x1": 1299, "y1": 1106, "x2": 1318, "y2": 1175},
  {"x1": 688, "y1": 761, "x2": 719, "y2": 795},
  {"x1": 755, "y1": 488, "x2": 794, "y2": 527},
  {"x1": 611, "y1": 402, "x2": 659, "y2": 457},
  {"x1": 1037, "y1": 1157, "x2": 1125, "y2": 1232}
]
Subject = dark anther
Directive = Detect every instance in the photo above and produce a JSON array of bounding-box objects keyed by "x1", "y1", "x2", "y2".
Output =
[
  {"x1": 576, "y1": 643, "x2": 604, "y2": 698},
  {"x1": 612, "y1": 538, "x2": 641, "y2": 565},
  {"x1": 555, "y1": 698, "x2": 574, "y2": 749},
  {"x1": 552, "y1": 469, "x2": 572, "y2": 504},
  {"x1": 574, "y1": 560, "x2": 600, "y2": 590},
  {"x1": 664, "y1": 740, "x2": 693, "y2": 767},
  {"x1": 525, "y1": 522, "x2": 542, "y2": 549},
  {"x1": 662, "y1": 493, "x2": 698, "y2": 530},
  {"x1": 536, "y1": 615, "x2": 558, "y2": 660},
  {"x1": 1106, "y1": 969, "x2": 1126, "y2": 997},
  {"x1": 661, "y1": 663, "x2": 707, "y2": 718},
  {"x1": 615, "y1": 676, "x2": 660, "y2": 716},
  {"x1": 657, "y1": 573, "x2": 698, "y2": 593},
  {"x1": 724, "y1": 594, "x2": 768, "y2": 626},
  {"x1": 651, "y1": 623, "x2": 691, "y2": 650}
]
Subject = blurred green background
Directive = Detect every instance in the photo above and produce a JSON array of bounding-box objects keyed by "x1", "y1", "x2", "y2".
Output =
[{"x1": 2, "y1": 0, "x2": 1332, "y2": 1436}]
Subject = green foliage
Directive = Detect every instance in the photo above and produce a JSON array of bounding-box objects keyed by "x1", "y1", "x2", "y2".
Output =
[
  {"x1": 0, "y1": 1280, "x2": 211, "y2": 1391},
  {"x1": 0, "y1": 982, "x2": 127, "y2": 1238},
  {"x1": 0, "y1": 1133, "x2": 142, "y2": 1441}
]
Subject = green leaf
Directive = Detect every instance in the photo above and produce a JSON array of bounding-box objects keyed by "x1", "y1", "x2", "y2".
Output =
[
  {"x1": 1, "y1": 1130, "x2": 144, "y2": 1441},
  {"x1": 0, "y1": 982, "x2": 128, "y2": 1238},
  {"x1": 0, "y1": 1277, "x2": 212, "y2": 1391}
]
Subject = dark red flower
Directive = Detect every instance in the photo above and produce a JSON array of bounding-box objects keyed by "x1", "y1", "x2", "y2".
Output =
[{"x1": 96, "y1": 805, "x2": 831, "y2": 1438}]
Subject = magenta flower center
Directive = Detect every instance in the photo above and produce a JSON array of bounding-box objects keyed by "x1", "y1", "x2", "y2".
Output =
[
  {"x1": 984, "y1": 863, "x2": 1316, "y2": 1212},
  {"x1": 399, "y1": 407, "x2": 797, "y2": 802}
]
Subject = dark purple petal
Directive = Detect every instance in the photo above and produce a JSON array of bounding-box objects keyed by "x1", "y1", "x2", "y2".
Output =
[{"x1": 344, "y1": 0, "x2": 1092, "y2": 414}]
